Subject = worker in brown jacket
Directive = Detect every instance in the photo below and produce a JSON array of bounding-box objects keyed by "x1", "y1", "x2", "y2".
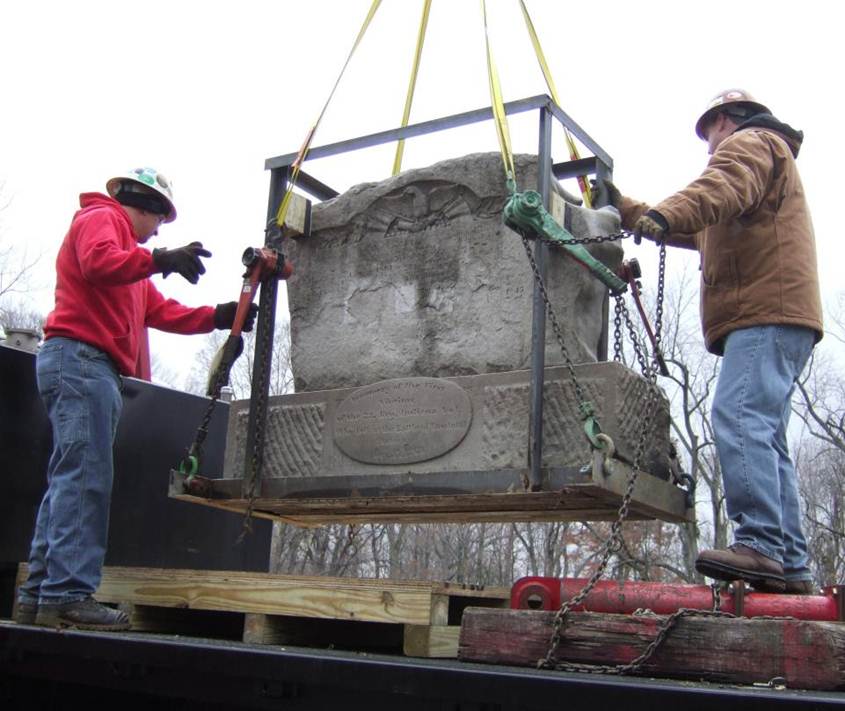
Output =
[{"x1": 594, "y1": 89, "x2": 823, "y2": 594}]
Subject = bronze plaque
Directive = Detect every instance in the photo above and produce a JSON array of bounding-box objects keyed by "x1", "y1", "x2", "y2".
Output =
[{"x1": 334, "y1": 378, "x2": 473, "y2": 464}]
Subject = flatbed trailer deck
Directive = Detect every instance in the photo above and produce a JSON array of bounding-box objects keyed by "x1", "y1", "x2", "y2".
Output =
[{"x1": 2, "y1": 621, "x2": 844, "y2": 710}]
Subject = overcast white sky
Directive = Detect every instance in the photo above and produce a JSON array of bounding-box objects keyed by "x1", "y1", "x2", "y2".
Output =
[{"x1": 1, "y1": 0, "x2": 842, "y2": 385}]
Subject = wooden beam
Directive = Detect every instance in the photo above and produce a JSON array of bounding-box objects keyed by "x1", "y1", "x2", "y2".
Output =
[
  {"x1": 93, "y1": 566, "x2": 438, "y2": 625},
  {"x1": 459, "y1": 608, "x2": 845, "y2": 691},
  {"x1": 242, "y1": 612, "x2": 403, "y2": 652},
  {"x1": 279, "y1": 192, "x2": 311, "y2": 238},
  {"x1": 403, "y1": 624, "x2": 461, "y2": 658},
  {"x1": 169, "y1": 492, "x2": 662, "y2": 526}
]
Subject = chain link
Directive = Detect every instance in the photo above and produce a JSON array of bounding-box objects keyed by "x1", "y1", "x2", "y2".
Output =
[
  {"x1": 238, "y1": 283, "x2": 276, "y2": 540},
  {"x1": 653, "y1": 241, "x2": 667, "y2": 361},
  {"x1": 544, "y1": 230, "x2": 629, "y2": 246},
  {"x1": 182, "y1": 342, "x2": 236, "y2": 480},
  {"x1": 712, "y1": 583, "x2": 723, "y2": 612},
  {"x1": 612, "y1": 298, "x2": 624, "y2": 363},
  {"x1": 519, "y1": 226, "x2": 683, "y2": 674},
  {"x1": 521, "y1": 237, "x2": 591, "y2": 409},
  {"x1": 547, "y1": 607, "x2": 736, "y2": 675}
]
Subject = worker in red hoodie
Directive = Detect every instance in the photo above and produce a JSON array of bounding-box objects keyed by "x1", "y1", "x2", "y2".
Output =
[{"x1": 16, "y1": 167, "x2": 257, "y2": 630}]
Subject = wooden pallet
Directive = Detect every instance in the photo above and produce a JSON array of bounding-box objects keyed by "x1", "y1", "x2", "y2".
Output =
[{"x1": 14, "y1": 565, "x2": 508, "y2": 658}]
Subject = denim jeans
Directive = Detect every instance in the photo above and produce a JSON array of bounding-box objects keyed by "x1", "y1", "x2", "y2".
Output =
[
  {"x1": 711, "y1": 324, "x2": 815, "y2": 581},
  {"x1": 18, "y1": 337, "x2": 123, "y2": 606}
]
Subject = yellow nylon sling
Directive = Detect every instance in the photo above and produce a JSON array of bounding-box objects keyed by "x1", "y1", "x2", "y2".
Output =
[
  {"x1": 392, "y1": 0, "x2": 433, "y2": 176},
  {"x1": 481, "y1": 0, "x2": 516, "y2": 187},
  {"x1": 276, "y1": 0, "x2": 383, "y2": 227},
  {"x1": 517, "y1": 0, "x2": 592, "y2": 207}
]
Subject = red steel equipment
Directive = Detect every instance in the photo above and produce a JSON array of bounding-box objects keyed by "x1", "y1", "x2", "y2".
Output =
[{"x1": 511, "y1": 576, "x2": 845, "y2": 622}]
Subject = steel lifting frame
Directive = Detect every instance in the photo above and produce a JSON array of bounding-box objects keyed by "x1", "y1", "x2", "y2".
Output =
[{"x1": 258, "y1": 93, "x2": 614, "y2": 492}]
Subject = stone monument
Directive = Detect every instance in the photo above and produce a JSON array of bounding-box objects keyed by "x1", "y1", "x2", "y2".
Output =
[
  {"x1": 284, "y1": 152, "x2": 622, "y2": 392},
  {"x1": 214, "y1": 152, "x2": 685, "y2": 523}
]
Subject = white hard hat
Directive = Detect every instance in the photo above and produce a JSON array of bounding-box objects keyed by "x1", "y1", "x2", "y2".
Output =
[
  {"x1": 106, "y1": 167, "x2": 177, "y2": 223},
  {"x1": 695, "y1": 89, "x2": 771, "y2": 139}
]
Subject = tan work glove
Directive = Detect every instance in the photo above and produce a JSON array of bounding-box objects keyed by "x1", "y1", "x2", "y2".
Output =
[{"x1": 633, "y1": 210, "x2": 669, "y2": 245}]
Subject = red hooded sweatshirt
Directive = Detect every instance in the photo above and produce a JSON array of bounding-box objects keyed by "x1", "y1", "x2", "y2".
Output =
[{"x1": 43, "y1": 193, "x2": 215, "y2": 378}]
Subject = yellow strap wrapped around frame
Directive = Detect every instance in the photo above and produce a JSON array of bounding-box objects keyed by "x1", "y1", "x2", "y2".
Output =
[
  {"x1": 276, "y1": 0, "x2": 383, "y2": 227},
  {"x1": 392, "y1": 0, "x2": 433, "y2": 176},
  {"x1": 518, "y1": 0, "x2": 592, "y2": 207},
  {"x1": 481, "y1": 0, "x2": 516, "y2": 186}
]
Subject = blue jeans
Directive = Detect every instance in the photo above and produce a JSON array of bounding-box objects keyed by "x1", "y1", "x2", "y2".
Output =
[
  {"x1": 711, "y1": 325, "x2": 814, "y2": 581},
  {"x1": 18, "y1": 337, "x2": 123, "y2": 606}
]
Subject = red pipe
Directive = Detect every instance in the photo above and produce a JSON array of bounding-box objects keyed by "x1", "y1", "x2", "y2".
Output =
[{"x1": 511, "y1": 576, "x2": 843, "y2": 622}]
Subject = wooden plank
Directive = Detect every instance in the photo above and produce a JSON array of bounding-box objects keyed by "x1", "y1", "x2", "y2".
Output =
[
  {"x1": 243, "y1": 613, "x2": 283, "y2": 645},
  {"x1": 128, "y1": 604, "x2": 244, "y2": 639},
  {"x1": 279, "y1": 192, "x2": 311, "y2": 238},
  {"x1": 170, "y1": 459, "x2": 692, "y2": 526},
  {"x1": 459, "y1": 608, "x2": 845, "y2": 691},
  {"x1": 403, "y1": 624, "x2": 461, "y2": 658},
  {"x1": 591, "y1": 452, "x2": 690, "y2": 522},
  {"x1": 11, "y1": 564, "x2": 27, "y2": 621},
  {"x1": 431, "y1": 582, "x2": 510, "y2": 601},
  {"x1": 170, "y1": 492, "x2": 656, "y2": 526},
  {"x1": 242, "y1": 612, "x2": 403, "y2": 652},
  {"x1": 91, "y1": 566, "x2": 437, "y2": 625}
]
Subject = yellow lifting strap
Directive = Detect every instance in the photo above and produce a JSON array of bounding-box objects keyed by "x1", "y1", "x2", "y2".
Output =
[
  {"x1": 392, "y1": 0, "x2": 432, "y2": 176},
  {"x1": 276, "y1": 0, "x2": 383, "y2": 227},
  {"x1": 481, "y1": 0, "x2": 516, "y2": 189},
  {"x1": 517, "y1": 0, "x2": 593, "y2": 207}
]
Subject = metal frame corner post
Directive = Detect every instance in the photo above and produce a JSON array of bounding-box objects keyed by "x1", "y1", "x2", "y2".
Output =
[
  {"x1": 242, "y1": 167, "x2": 287, "y2": 494},
  {"x1": 594, "y1": 159, "x2": 613, "y2": 362},
  {"x1": 527, "y1": 105, "x2": 554, "y2": 491}
]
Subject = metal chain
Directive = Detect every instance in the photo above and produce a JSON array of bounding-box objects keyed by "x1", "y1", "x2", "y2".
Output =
[
  {"x1": 548, "y1": 607, "x2": 736, "y2": 675},
  {"x1": 238, "y1": 283, "x2": 276, "y2": 540},
  {"x1": 539, "y1": 351, "x2": 661, "y2": 671},
  {"x1": 519, "y1": 226, "x2": 681, "y2": 674},
  {"x1": 712, "y1": 583, "x2": 723, "y2": 611},
  {"x1": 182, "y1": 344, "x2": 233, "y2": 480},
  {"x1": 521, "y1": 237, "x2": 591, "y2": 409},
  {"x1": 612, "y1": 298, "x2": 624, "y2": 363},
  {"x1": 544, "y1": 230, "x2": 629, "y2": 246},
  {"x1": 653, "y1": 241, "x2": 667, "y2": 362},
  {"x1": 537, "y1": 228, "x2": 669, "y2": 378},
  {"x1": 619, "y1": 298, "x2": 654, "y2": 379}
]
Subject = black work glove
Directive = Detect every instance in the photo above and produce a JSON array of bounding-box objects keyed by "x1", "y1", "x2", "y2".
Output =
[
  {"x1": 590, "y1": 178, "x2": 622, "y2": 210},
  {"x1": 152, "y1": 241, "x2": 212, "y2": 284},
  {"x1": 633, "y1": 210, "x2": 669, "y2": 245},
  {"x1": 214, "y1": 302, "x2": 259, "y2": 332}
]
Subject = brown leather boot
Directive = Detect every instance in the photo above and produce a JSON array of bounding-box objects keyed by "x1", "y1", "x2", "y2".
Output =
[{"x1": 695, "y1": 543, "x2": 786, "y2": 592}]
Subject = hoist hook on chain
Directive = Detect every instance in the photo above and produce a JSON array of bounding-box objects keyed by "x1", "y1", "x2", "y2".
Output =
[{"x1": 595, "y1": 433, "x2": 617, "y2": 477}]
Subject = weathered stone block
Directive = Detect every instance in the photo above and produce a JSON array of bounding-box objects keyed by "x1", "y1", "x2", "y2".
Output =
[
  {"x1": 223, "y1": 363, "x2": 671, "y2": 482},
  {"x1": 286, "y1": 152, "x2": 623, "y2": 393}
]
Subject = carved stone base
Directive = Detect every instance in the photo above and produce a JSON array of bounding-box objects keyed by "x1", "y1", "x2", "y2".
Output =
[{"x1": 223, "y1": 362, "x2": 671, "y2": 482}]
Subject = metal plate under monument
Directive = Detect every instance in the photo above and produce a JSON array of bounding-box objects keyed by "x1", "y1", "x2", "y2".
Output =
[{"x1": 334, "y1": 377, "x2": 472, "y2": 465}]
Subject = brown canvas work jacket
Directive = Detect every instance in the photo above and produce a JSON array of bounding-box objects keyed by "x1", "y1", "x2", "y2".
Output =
[{"x1": 619, "y1": 116, "x2": 823, "y2": 355}]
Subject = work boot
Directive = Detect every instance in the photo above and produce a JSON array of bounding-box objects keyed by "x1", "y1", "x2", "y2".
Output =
[
  {"x1": 784, "y1": 579, "x2": 817, "y2": 595},
  {"x1": 696, "y1": 543, "x2": 786, "y2": 592},
  {"x1": 14, "y1": 601, "x2": 38, "y2": 625},
  {"x1": 35, "y1": 597, "x2": 130, "y2": 631}
]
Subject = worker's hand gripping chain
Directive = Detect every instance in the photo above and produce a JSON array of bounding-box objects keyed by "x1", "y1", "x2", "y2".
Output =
[{"x1": 178, "y1": 246, "x2": 293, "y2": 487}]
